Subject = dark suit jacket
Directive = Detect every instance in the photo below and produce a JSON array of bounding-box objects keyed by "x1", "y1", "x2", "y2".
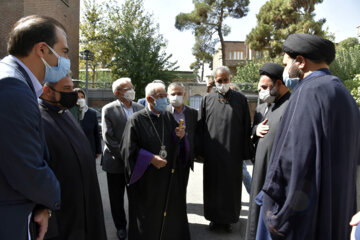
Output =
[
  {"x1": 101, "y1": 100, "x2": 144, "y2": 173},
  {"x1": 0, "y1": 56, "x2": 60, "y2": 240},
  {"x1": 166, "y1": 104, "x2": 198, "y2": 169},
  {"x1": 80, "y1": 107, "x2": 102, "y2": 158}
]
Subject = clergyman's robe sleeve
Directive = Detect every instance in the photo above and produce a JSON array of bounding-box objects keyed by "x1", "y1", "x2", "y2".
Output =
[{"x1": 262, "y1": 88, "x2": 320, "y2": 238}]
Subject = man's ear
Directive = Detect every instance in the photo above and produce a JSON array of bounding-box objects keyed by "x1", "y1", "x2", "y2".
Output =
[
  {"x1": 34, "y1": 42, "x2": 48, "y2": 58},
  {"x1": 296, "y1": 55, "x2": 306, "y2": 70},
  {"x1": 146, "y1": 96, "x2": 154, "y2": 105},
  {"x1": 41, "y1": 85, "x2": 52, "y2": 98}
]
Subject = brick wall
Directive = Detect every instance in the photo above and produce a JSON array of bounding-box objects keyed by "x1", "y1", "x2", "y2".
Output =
[
  {"x1": 212, "y1": 41, "x2": 258, "y2": 76},
  {"x1": 0, "y1": 0, "x2": 79, "y2": 77},
  {"x1": 0, "y1": 1, "x2": 24, "y2": 58}
]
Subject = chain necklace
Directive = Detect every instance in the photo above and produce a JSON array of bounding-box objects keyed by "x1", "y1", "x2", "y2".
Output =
[{"x1": 146, "y1": 109, "x2": 167, "y2": 159}]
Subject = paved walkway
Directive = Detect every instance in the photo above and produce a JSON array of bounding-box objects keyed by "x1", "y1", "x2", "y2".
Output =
[{"x1": 97, "y1": 158, "x2": 253, "y2": 240}]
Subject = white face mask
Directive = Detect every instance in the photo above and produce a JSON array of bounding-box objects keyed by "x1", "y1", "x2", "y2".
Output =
[
  {"x1": 215, "y1": 83, "x2": 230, "y2": 94},
  {"x1": 123, "y1": 89, "x2": 135, "y2": 102},
  {"x1": 169, "y1": 95, "x2": 184, "y2": 107},
  {"x1": 77, "y1": 98, "x2": 86, "y2": 108},
  {"x1": 259, "y1": 89, "x2": 276, "y2": 104}
]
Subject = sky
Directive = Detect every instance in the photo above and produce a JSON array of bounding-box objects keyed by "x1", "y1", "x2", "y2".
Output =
[{"x1": 88, "y1": 0, "x2": 360, "y2": 73}]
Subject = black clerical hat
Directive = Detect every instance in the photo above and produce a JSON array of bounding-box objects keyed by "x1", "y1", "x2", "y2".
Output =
[
  {"x1": 283, "y1": 33, "x2": 335, "y2": 64},
  {"x1": 259, "y1": 63, "x2": 284, "y2": 81}
]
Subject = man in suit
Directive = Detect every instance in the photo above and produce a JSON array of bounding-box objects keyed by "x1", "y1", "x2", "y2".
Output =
[
  {"x1": 0, "y1": 15, "x2": 70, "y2": 240},
  {"x1": 166, "y1": 82, "x2": 198, "y2": 185},
  {"x1": 102, "y1": 77, "x2": 144, "y2": 240}
]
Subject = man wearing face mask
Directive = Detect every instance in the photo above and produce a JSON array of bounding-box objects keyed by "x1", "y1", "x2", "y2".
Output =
[
  {"x1": 245, "y1": 63, "x2": 290, "y2": 240},
  {"x1": 256, "y1": 34, "x2": 360, "y2": 240},
  {"x1": 197, "y1": 66, "x2": 253, "y2": 232},
  {"x1": 0, "y1": 15, "x2": 71, "y2": 240},
  {"x1": 120, "y1": 82, "x2": 190, "y2": 240},
  {"x1": 166, "y1": 82, "x2": 198, "y2": 186},
  {"x1": 39, "y1": 74, "x2": 107, "y2": 240},
  {"x1": 73, "y1": 88, "x2": 102, "y2": 159},
  {"x1": 101, "y1": 77, "x2": 143, "y2": 240}
]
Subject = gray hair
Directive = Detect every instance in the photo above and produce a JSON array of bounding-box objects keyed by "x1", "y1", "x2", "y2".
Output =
[
  {"x1": 213, "y1": 66, "x2": 231, "y2": 78},
  {"x1": 152, "y1": 79, "x2": 165, "y2": 84},
  {"x1": 145, "y1": 82, "x2": 166, "y2": 97},
  {"x1": 167, "y1": 82, "x2": 185, "y2": 93},
  {"x1": 112, "y1": 77, "x2": 132, "y2": 94}
]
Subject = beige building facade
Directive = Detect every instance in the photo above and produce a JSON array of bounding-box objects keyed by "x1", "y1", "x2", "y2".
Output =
[{"x1": 213, "y1": 41, "x2": 259, "y2": 76}]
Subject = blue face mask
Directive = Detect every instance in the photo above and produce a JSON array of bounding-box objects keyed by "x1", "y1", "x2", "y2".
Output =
[
  {"x1": 41, "y1": 44, "x2": 71, "y2": 83},
  {"x1": 282, "y1": 60, "x2": 300, "y2": 90},
  {"x1": 151, "y1": 97, "x2": 168, "y2": 113}
]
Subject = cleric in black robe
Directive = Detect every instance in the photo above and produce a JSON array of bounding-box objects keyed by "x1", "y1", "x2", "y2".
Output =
[
  {"x1": 245, "y1": 63, "x2": 290, "y2": 240},
  {"x1": 120, "y1": 82, "x2": 190, "y2": 240},
  {"x1": 197, "y1": 66, "x2": 253, "y2": 230},
  {"x1": 257, "y1": 33, "x2": 360, "y2": 240},
  {"x1": 39, "y1": 75, "x2": 107, "y2": 240}
]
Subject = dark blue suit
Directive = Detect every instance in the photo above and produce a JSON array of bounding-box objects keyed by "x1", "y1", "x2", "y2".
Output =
[
  {"x1": 0, "y1": 56, "x2": 60, "y2": 240},
  {"x1": 80, "y1": 107, "x2": 101, "y2": 158}
]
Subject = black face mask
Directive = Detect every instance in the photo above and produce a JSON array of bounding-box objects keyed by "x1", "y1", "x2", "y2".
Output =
[{"x1": 49, "y1": 87, "x2": 78, "y2": 108}]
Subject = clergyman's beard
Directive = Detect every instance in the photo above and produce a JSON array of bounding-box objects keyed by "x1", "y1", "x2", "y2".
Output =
[{"x1": 289, "y1": 64, "x2": 304, "y2": 80}]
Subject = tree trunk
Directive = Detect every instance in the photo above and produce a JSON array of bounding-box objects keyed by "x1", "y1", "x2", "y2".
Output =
[{"x1": 218, "y1": 7, "x2": 226, "y2": 66}]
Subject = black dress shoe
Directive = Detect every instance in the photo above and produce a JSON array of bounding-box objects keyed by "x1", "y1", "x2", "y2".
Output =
[
  {"x1": 223, "y1": 224, "x2": 232, "y2": 233},
  {"x1": 209, "y1": 221, "x2": 218, "y2": 230},
  {"x1": 117, "y1": 228, "x2": 127, "y2": 240}
]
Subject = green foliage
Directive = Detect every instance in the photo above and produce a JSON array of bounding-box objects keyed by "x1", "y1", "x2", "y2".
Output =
[
  {"x1": 337, "y1": 37, "x2": 359, "y2": 50},
  {"x1": 246, "y1": 0, "x2": 329, "y2": 57},
  {"x1": 232, "y1": 55, "x2": 282, "y2": 90},
  {"x1": 103, "y1": 0, "x2": 178, "y2": 99},
  {"x1": 175, "y1": 0, "x2": 250, "y2": 66},
  {"x1": 330, "y1": 44, "x2": 360, "y2": 83},
  {"x1": 79, "y1": 0, "x2": 112, "y2": 83},
  {"x1": 348, "y1": 75, "x2": 360, "y2": 105},
  {"x1": 190, "y1": 34, "x2": 215, "y2": 81}
]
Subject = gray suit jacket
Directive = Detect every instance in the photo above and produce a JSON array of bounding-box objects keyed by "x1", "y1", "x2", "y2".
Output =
[
  {"x1": 166, "y1": 104, "x2": 198, "y2": 169},
  {"x1": 101, "y1": 100, "x2": 144, "y2": 173}
]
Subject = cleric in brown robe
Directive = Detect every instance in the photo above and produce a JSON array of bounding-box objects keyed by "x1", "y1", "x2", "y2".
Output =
[{"x1": 39, "y1": 75, "x2": 107, "y2": 240}]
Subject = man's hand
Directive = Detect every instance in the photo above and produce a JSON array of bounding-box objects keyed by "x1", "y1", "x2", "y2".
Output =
[
  {"x1": 151, "y1": 155, "x2": 167, "y2": 169},
  {"x1": 175, "y1": 125, "x2": 186, "y2": 139},
  {"x1": 256, "y1": 119, "x2": 269, "y2": 138},
  {"x1": 350, "y1": 211, "x2": 360, "y2": 240},
  {"x1": 96, "y1": 153, "x2": 101, "y2": 159},
  {"x1": 33, "y1": 209, "x2": 50, "y2": 240}
]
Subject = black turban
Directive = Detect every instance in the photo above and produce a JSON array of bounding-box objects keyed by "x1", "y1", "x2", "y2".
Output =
[
  {"x1": 259, "y1": 63, "x2": 284, "y2": 81},
  {"x1": 283, "y1": 33, "x2": 335, "y2": 64}
]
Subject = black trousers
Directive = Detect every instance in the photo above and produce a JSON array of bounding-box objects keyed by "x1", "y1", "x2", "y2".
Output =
[{"x1": 106, "y1": 172, "x2": 127, "y2": 230}]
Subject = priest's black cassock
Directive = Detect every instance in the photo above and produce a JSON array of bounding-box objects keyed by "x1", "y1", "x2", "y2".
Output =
[
  {"x1": 39, "y1": 101, "x2": 107, "y2": 240},
  {"x1": 198, "y1": 89, "x2": 253, "y2": 224},
  {"x1": 120, "y1": 108, "x2": 190, "y2": 240},
  {"x1": 245, "y1": 91, "x2": 290, "y2": 240},
  {"x1": 259, "y1": 69, "x2": 360, "y2": 240}
]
